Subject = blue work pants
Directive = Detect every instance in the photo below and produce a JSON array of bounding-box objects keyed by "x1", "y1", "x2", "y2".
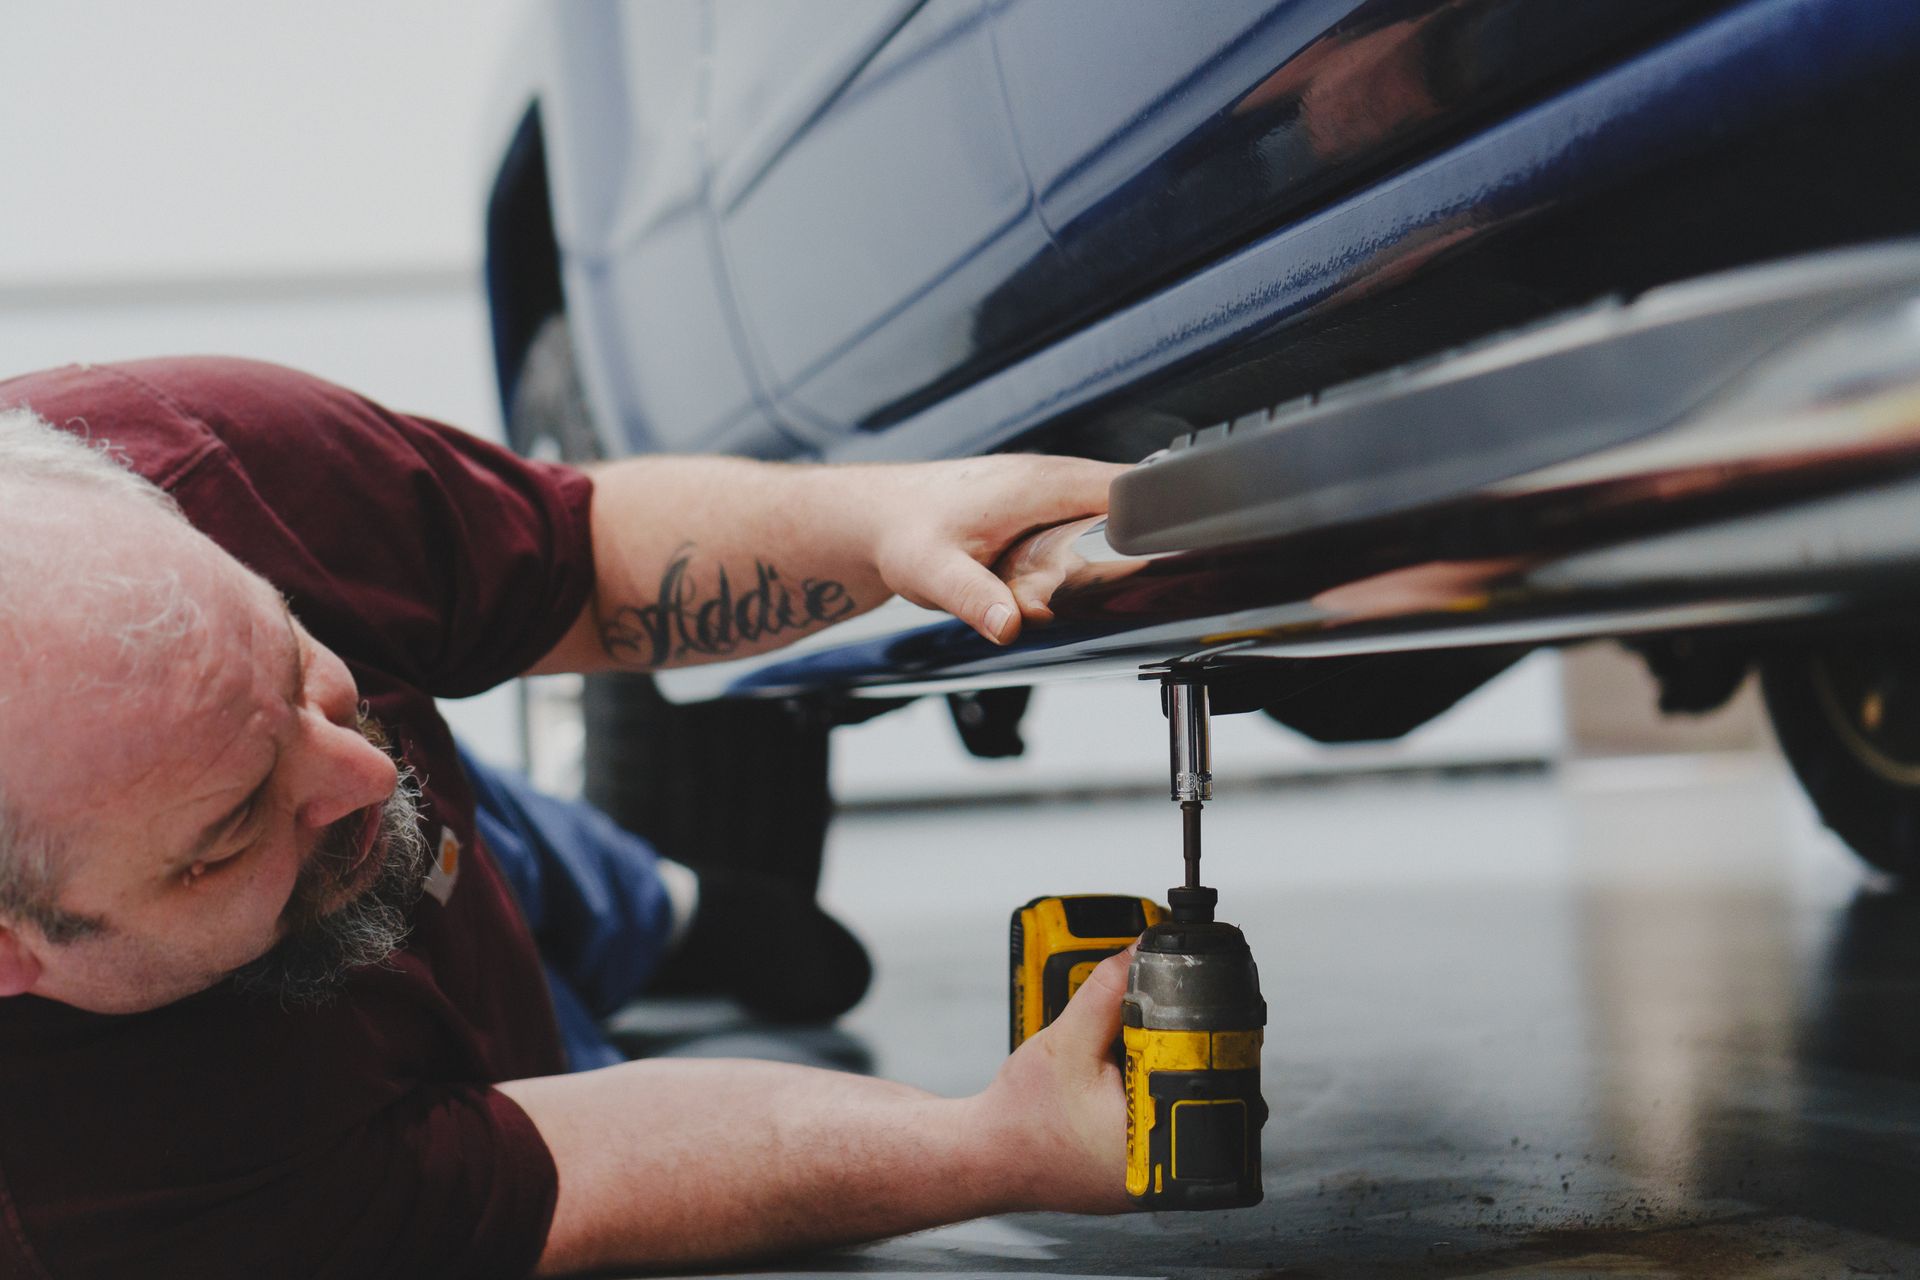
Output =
[{"x1": 459, "y1": 744, "x2": 675, "y2": 1072}]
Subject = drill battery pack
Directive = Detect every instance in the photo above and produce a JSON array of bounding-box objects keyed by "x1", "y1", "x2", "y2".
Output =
[{"x1": 1009, "y1": 894, "x2": 1164, "y2": 1050}]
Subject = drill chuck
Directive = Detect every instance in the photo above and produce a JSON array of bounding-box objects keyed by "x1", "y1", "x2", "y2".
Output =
[{"x1": 1122, "y1": 912, "x2": 1267, "y2": 1209}]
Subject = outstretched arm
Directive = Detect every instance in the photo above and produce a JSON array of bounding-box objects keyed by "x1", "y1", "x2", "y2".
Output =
[
  {"x1": 527, "y1": 455, "x2": 1124, "y2": 674},
  {"x1": 497, "y1": 948, "x2": 1134, "y2": 1276}
]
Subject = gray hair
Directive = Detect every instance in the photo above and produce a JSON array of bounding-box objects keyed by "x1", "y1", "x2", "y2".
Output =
[
  {"x1": 0, "y1": 403, "x2": 189, "y2": 943},
  {"x1": 0, "y1": 818, "x2": 99, "y2": 945},
  {"x1": 0, "y1": 404, "x2": 184, "y2": 516}
]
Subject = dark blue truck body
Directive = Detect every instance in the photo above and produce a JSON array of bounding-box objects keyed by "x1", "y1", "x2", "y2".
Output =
[{"x1": 488, "y1": 0, "x2": 1920, "y2": 471}]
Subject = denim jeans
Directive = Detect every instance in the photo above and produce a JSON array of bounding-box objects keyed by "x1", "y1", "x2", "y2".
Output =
[{"x1": 458, "y1": 744, "x2": 675, "y2": 1072}]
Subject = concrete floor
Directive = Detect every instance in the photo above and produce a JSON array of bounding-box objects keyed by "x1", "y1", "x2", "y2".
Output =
[{"x1": 634, "y1": 752, "x2": 1920, "y2": 1279}]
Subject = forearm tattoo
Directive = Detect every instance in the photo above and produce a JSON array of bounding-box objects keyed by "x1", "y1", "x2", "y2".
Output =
[{"x1": 598, "y1": 543, "x2": 856, "y2": 667}]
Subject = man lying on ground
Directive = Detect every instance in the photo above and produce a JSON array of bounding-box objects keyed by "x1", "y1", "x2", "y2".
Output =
[{"x1": 0, "y1": 357, "x2": 1129, "y2": 1279}]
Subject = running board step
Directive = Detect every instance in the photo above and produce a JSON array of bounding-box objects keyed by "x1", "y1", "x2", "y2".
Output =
[{"x1": 1107, "y1": 240, "x2": 1920, "y2": 555}]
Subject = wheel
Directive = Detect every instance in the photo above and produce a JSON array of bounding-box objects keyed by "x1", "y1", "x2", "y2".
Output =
[
  {"x1": 508, "y1": 314, "x2": 835, "y2": 889},
  {"x1": 506, "y1": 313, "x2": 604, "y2": 464},
  {"x1": 1761, "y1": 635, "x2": 1920, "y2": 878},
  {"x1": 581, "y1": 674, "x2": 833, "y2": 893}
]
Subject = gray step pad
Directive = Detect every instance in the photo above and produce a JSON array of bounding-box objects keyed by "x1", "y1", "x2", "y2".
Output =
[{"x1": 1107, "y1": 241, "x2": 1920, "y2": 555}]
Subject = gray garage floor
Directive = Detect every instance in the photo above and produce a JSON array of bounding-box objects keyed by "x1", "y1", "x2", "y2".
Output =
[{"x1": 626, "y1": 752, "x2": 1920, "y2": 1279}]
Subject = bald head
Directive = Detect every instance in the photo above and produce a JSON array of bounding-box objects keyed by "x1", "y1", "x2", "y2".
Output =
[
  {"x1": 0, "y1": 406, "x2": 424, "y2": 1013},
  {"x1": 0, "y1": 407, "x2": 202, "y2": 938},
  {"x1": 0, "y1": 403, "x2": 197, "y2": 670},
  {"x1": 0, "y1": 404, "x2": 181, "y2": 515}
]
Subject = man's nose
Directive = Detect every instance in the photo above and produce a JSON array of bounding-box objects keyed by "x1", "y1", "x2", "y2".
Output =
[{"x1": 295, "y1": 721, "x2": 398, "y2": 832}]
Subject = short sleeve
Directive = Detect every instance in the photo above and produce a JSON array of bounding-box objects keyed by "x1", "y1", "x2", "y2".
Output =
[
  {"x1": 4, "y1": 1084, "x2": 558, "y2": 1280},
  {"x1": 0, "y1": 359, "x2": 576, "y2": 1279},
  {"x1": 9, "y1": 357, "x2": 597, "y2": 697}
]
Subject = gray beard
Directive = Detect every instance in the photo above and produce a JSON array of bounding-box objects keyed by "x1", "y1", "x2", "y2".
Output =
[{"x1": 229, "y1": 716, "x2": 430, "y2": 1007}]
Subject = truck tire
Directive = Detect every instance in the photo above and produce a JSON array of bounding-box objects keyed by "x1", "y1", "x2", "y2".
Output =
[
  {"x1": 1761, "y1": 636, "x2": 1920, "y2": 879},
  {"x1": 505, "y1": 314, "x2": 603, "y2": 464},
  {"x1": 581, "y1": 673, "x2": 833, "y2": 893}
]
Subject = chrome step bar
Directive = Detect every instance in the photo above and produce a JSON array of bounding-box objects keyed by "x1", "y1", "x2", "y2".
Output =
[{"x1": 657, "y1": 243, "x2": 1920, "y2": 702}]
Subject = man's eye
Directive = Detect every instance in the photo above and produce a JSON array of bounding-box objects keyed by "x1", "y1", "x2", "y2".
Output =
[
  {"x1": 181, "y1": 850, "x2": 245, "y2": 887},
  {"x1": 233, "y1": 792, "x2": 279, "y2": 839}
]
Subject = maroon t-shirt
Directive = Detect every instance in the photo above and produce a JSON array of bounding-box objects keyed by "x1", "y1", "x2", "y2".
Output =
[{"x1": 0, "y1": 358, "x2": 595, "y2": 1279}]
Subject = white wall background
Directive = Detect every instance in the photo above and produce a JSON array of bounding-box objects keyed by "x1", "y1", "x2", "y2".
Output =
[
  {"x1": 0, "y1": 1, "x2": 519, "y2": 434},
  {"x1": 0, "y1": 1, "x2": 1566, "y2": 798},
  {"x1": 0, "y1": 2, "x2": 520, "y2": 288},
  {"x1": 0, "y1": 1, "x2": 529, "y2": 755}
]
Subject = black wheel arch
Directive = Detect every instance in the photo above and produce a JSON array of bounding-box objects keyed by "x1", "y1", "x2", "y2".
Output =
[{"x1": 485, "y1": 102, "x2": 567, "y2": 420}]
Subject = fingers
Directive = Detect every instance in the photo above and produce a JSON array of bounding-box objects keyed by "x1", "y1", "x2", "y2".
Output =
[
  {"x1": 878, "y1": 456, "x2": 1128, "y2": 643},
  {"x1": 1024, "y1": 458, "x2": 1128, "y2": 522},
  {"x1": 995, "y1": 516, "x2": 1097, "y2": 624},
  {"x1": 1048, "y1": 946, "x2": 1133, "y2": 1060},
  {"x1": 919, "y1": 548, "x2": 1024, "y2": 644},
  {"x1": 1004, "y1": 559, "x2": 1067, "y2": 623}
]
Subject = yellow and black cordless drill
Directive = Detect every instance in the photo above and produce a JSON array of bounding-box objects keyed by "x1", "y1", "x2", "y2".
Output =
[
  {"x1": 1010, "y1": 672, "x2": 1267, "y2": 1211},
  {"x1": 1010, "y1": 894, "x2": 1164, "y2": 1051}
]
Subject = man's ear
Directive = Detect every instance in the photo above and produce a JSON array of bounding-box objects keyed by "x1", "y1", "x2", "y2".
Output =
[{"x1": 0, "y1": 925, "x2": 44, "y2": 997}]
